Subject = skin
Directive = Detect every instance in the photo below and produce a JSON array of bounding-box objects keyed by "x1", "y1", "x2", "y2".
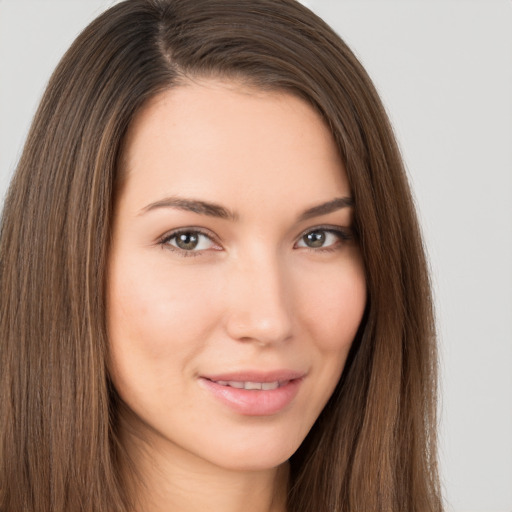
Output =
[{"x1": 107, "y1": 79, "x2": 367, "y2": 512}]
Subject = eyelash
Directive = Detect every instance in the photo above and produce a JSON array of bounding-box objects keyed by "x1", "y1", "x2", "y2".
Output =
[
  {"x1": 158, "y1": 225, "x2": 353, "y2": 258},
  {"x1": 159, "y1": 228, "x2": 221, "y2": 258}
]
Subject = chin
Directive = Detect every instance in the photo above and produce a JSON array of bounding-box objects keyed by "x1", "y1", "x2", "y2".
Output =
[{"x1": 190, "y1": 426, "x2": 306, "y2": 473}]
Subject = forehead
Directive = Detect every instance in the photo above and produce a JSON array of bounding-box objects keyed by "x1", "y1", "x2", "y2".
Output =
[{"x1": 119, "y1": 79, "x2": 350, "y2": 216}]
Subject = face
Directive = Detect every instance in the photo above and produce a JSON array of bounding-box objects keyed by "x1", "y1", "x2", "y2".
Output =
[{"x1": 107, "y1": 79, "x2": 366, "y2": 472}]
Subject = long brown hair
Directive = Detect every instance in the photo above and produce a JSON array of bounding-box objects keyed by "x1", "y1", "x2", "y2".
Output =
[{"x1": 0, "y1": 1, "x2": 442, "y2": 510}]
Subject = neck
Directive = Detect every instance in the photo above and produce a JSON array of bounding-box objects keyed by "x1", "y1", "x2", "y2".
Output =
[{"x1": 117, "y1": 418, "x2": 289, "y2": 512}]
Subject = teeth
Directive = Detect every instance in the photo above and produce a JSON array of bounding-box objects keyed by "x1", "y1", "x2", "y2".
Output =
[
  {"x1": 261, "y1": 381, "x2": 279, "y2": 390},
  {"x1": 228, "y1": 381, "x2": 245, "y2": 389},
  {"x1": 244, "y1": 381, "x2": 262, "y2": 390},
  {"x1": 214, "y1": 380, "x2": 283, "y2": 390}
]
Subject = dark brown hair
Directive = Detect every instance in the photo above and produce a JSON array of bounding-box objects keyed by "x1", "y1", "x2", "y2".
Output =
[{"x1": 0, "y1": 1, "x2": 442, "y2": 510}]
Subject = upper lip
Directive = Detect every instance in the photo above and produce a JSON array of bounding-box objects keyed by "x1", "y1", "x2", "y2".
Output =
[{"x1": 202, "y1": 369, "x2": 306, "y2": 383}]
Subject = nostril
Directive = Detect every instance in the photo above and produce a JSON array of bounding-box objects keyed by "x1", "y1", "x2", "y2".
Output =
[{"x1": 225, "y1": 308, "x2": 293, "y2": 345}]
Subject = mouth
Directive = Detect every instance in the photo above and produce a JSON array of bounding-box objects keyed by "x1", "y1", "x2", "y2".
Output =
[
  {"x1": 199, "y1": 371, "x2": 305, "y2": 416},
  {"x1": 206, "y1": 379, "x2": 291, "y2": 391}
]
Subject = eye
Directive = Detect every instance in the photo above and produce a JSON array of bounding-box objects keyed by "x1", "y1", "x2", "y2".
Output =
[
  {"x1": 160, "y1": 229, "x2": 219, "y2": 255},
  {"x1": 295, "y1": 227, "x2": 351, "y2": 251}
]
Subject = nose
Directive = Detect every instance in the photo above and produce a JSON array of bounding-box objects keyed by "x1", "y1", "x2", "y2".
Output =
[{"x1": 224, "y1": 253, "x2": 293, "y2": 346}]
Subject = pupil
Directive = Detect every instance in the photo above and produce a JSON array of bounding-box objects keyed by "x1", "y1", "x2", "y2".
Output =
[
  {"x1": 176, "y1": 232, "x2": 199, "y2": 250},
  {"x1": 305, "y1": 231, "x2": 325, "y2": 248}
]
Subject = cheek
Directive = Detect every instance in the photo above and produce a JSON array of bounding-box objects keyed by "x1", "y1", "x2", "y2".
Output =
[
  {"x1": 297, "y1": 257, "x2": 367, "y2": 352},
  {"x1": 106, "y1": 253, "x2": 223, "y2": 365}
]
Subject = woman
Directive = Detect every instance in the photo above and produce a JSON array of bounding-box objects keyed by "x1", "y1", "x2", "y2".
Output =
[{"x1": 0, "y1": 0, "x2": 442, "y2": 511}]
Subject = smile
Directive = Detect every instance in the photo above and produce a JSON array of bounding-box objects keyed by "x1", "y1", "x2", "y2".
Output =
[
  {"x1": 199, "y1": 371, "x2": 305, "y2": 416},
  {"x1": 212, "y1": 380, "x2": 288, "y2": 390}
]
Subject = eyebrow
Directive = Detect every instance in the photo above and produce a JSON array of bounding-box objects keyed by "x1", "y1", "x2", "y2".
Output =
[
  {"x1": 140, "y1": 197, "x2": 239, "y2": 220},
  {"x1": 298, "y1": 196, "x2": 354, "y2": 221},
  {"x1": 139, "y1": 195, "x2": 353, "y2": 222}
]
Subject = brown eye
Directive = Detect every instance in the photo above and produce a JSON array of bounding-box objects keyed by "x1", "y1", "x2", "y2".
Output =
[
  {"x1": 175, "y1": 232, "x2": 200, "y2": 250},
  {"x1": 163, "y1": 230, "x2": 217, "y2": 253},
  {"x1": 296, "y1": 228, "x2": 350, "y2": 250},
  {"x1": 303, "y1": 231, "x2": 326, "y2": 248}
]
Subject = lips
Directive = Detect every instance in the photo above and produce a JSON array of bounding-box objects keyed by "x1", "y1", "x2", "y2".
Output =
[
  {"x1": 199, "y1": 370, "x2": 305, "y2": 416},
  {"x1": 214, "y1": 380, "x2": 285, "y2": 390}
]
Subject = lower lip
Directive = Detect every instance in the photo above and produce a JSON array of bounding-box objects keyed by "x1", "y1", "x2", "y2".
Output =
[{"x1": 199, "y1": 378, "x2": 303, "y2": 416}]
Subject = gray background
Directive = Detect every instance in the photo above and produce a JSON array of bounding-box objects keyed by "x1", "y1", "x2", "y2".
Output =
[{"x1": 1, "y1": 1, "x2": 511, "y2": 511}]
